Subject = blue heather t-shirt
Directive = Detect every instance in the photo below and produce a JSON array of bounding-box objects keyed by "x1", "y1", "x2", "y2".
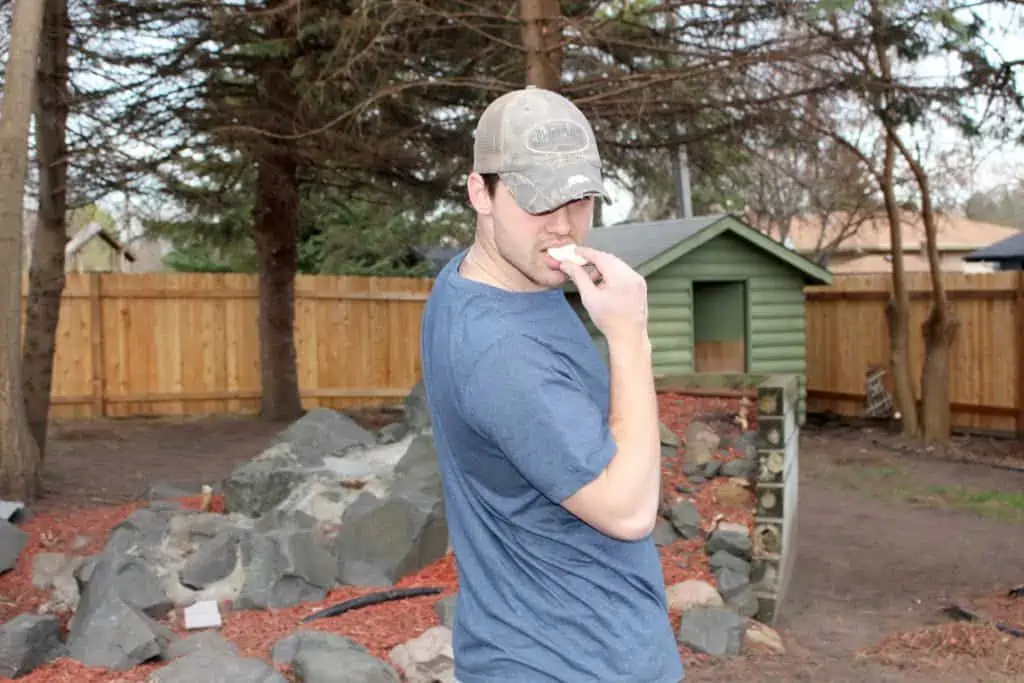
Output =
[{"x1": 420, "y1": 250, "x2": 683, "y2": 683}]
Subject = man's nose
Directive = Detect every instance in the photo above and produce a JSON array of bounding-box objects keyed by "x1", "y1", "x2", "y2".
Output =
[{"x1": 548, "y1": 206, "x2": 573, "y2": 234}]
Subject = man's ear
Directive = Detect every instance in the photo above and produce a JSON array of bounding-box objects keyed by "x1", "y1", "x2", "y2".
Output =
[{"x1": 467, "y1": 172, "x2": 493, "y2": 215}]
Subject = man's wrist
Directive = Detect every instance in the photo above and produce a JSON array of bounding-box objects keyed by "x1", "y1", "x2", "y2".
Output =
[{"x1": 606, "y1": 328, "x2": 652, "y2": 356}]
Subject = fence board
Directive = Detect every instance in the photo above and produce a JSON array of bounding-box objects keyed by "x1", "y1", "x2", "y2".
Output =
[
  {"x1": 804, "y1": 271, "x2": 1023, "y2": 433},
  {"x1": 21, "y1": 272, "x2": 433, "y2": 419}
]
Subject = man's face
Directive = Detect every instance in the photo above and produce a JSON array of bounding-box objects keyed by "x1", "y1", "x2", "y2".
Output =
[{"x1": 468, "y1": 173, "x2": 595, "y2": 292}]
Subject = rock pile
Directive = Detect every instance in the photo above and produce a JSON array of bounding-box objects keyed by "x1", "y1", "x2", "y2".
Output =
[
  {"x1": 5, "y1": 383, "x2": 456, "y2": 681},
  {"x1": 659, "y1": 418, "x2": 786, "y2": 659}
]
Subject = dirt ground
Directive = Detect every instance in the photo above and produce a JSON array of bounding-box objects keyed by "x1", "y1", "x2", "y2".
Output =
[{"x1": 34, "y1": 410, "x2": 1024, "y2": 683}]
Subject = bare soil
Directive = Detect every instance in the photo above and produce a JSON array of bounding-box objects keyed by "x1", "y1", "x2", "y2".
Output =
[{"x1": 33, "y1": 412, "x2": 1024, "y2": 682}]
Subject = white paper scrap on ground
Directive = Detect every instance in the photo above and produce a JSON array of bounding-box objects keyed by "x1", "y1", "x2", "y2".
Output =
[
  {"x1": 0, "y1": 501, "x2": 24, "y2": 521},
  {"x1": 184, "y1": 600, "x2": 223, "y2": 630}
]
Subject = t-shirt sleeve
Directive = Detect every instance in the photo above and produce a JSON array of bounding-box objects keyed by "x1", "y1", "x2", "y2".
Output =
[{"x1": 459, "y1": 334, "x2": 618, "y2": 505}]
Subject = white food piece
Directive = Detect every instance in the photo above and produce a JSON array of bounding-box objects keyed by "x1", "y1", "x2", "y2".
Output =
[
  {"x1": 184, "y1": 600, "x2": 223, "y2": 629},
  {"x1": 547, "y1": 244, "x2": 588, "y2": 266}
]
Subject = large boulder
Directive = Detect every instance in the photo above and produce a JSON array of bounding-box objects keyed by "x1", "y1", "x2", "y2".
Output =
[
  {"x1": 334, "y1": 434, "x2": 448, "y2": 586},
  {"x1": 223, "y1": 409, "x2": 378, "y2": 517}
]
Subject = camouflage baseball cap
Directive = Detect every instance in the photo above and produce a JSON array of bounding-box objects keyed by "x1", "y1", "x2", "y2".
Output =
[{"x1": 473, "y1": 86, "x2": 609, "y2": 215}]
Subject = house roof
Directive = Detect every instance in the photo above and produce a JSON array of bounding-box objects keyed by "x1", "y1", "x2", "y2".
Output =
[
  {"x1": 66, "y1": 222, "x2": 136, "y2": 262},
  {"x1": 963, "y1": 231, "x2": 1024, "y2": 263},
  {"x1": 778, "y1": 210, "x2": 1018, "y2": 254},
  {"x1": 578, "y1": 213, "x2": 832, "y2": 286}
]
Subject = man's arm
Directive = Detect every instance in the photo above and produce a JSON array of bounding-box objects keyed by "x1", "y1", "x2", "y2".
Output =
[
  {"x1": 560, "y1": 329, "x2": 661, "y2": 540},
  {"x1": 460, "y1": 333, "x2": 659, "y2": 542}
]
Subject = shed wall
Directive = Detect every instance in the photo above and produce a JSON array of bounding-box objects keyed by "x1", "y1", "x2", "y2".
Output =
[
  {"x1": 666, "y1": 231, "x2": 807, "y2": 375},
  {"x1": 568, "y1": 230, "x2": 809, "y2": 378}
]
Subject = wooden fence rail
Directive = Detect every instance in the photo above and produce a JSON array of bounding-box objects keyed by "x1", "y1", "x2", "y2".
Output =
[
  {"x1": 20, "y1": 270, "x2": 1024, "y2": 434},
  {"x1": 804, "y1": 271, "x2": 1024, "y2": 435},
  {"x1": 22, "y1": 272, "x2": 433, "y2": 420}
]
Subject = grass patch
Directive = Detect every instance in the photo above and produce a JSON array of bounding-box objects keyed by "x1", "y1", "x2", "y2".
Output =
[
  {"x1": 926, "y1": 486, "x2": 1024, "y2": 524},
  {"x1": 809, "y1": 460, "x2": 1024, "y2": 524}
]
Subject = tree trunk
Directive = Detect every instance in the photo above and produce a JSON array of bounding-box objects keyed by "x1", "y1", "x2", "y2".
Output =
[
  {"x1": 0, "y1": 0, "x2": 47, "y2": 501},
  {"x1": 521, "y1": 0, "x2": 562, "y2": 89},
  {"x1": 879, "y1": 136, "x2": 919, "y2": 438},
  {"x1": 252, "y1": 150, "x2": 303, "y2": 421},
  {"x1": 23, "y1": 0, "x2": 70, "y2": 457},
  {"x1": 883, "y1": 122, "x2": 960, "y2": 444}
]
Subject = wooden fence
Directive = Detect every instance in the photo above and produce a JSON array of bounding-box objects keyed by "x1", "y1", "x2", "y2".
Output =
[
  {"x1": 21, "y1": 270, "x2": 1024, "y2": 433},
  {"x1": 24, "y1": 272, "x2": 433, "y2": 420},
  {"x1": 804, "y1": 271, "x2": 1024, "y2": 434}
]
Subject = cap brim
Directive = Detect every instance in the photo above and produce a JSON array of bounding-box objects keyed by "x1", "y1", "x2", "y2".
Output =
[{"x1": 502, "y1": 161, "x2": 610, "y2": 215}]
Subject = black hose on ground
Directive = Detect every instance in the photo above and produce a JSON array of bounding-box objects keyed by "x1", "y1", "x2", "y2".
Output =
[{"x1": 301, "y1": 586, "x2": 445, "y2": 623}]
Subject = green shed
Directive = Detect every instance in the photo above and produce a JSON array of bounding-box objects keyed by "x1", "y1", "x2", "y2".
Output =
[{"x1": 565, "y1": 214, "x2": 833, "y2": 378}]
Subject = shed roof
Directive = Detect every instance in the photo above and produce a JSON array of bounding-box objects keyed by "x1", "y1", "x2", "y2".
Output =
[
  {"x1": 580, "y1": 213, "x2": 832, "y2": 285},
  {"x1": 963, "y1": 231, "x2": 1024, "y2": 263},
  {"x1": 66, "y1": 222, "x2": 137, "y2": 262}
]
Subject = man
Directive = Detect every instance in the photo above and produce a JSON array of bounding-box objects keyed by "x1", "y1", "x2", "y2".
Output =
[{"x1": 420, "y1": 86, "x2": 683, "y2": 683}]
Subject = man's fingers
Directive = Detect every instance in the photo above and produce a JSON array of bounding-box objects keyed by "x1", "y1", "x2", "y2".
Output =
[{"x1": 560, "y1": 261, "x2": 598, "y2": 294}]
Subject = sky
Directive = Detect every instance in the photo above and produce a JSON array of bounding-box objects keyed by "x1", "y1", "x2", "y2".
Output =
[{"x1": 599, "y1": 4, "x2": 1024, "y2": 225}]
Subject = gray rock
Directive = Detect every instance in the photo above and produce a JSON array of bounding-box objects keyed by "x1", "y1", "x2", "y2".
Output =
[
  {"x1": 31, "y1": 552, "x2": 85, "y2": 610},
  {"x1": 705, "y1": 529, "x2": 753, "y2": 560},
  {"x1": 234, "y1": 528, "x2": 337, "y2": 610},
  {"x1": 272, "y1": 408, "x2": 378, "y2": 458},
  {"x1": 732, "y1": 431, "x2": 757, "y2": 459},
  {"x1": 720, "y1": 458, "x2": 755, "y2": 479},
  {"x1": 653, "y1": 518, "x2": 680, "y2": 547},
  {"x1": 682, "y1": 462, "x2": 702, "y2": 477},
  {"x1": 727, "y1": 588, "x2": 760, "y2": 618},
  {"x1": 714, "y1": 567, "x2": 750, "y2": 601},
  {"x1": 684, "y1": 421, "x2": 720, "y2": 468},
  {"x1": 164, "y1": 631, "x2": 240, "y2": 661},
  {"x1": 708, "y1": 550, "x2": 751, "y2": 575},
  {"x1": 0, "y1": 519, "x2": 28, "y2": 574},
  {"x1": 74, "y1": 553, "x2": 174, "y2": 621},
  {"x1": 271, "y1": 630, "x2": 400, "y2": 683},
  {"x1": 105, "y1": 505, "x2": 177, "y2": 557},
  {"x1": 335, "y1": 493, "x2": 447, "y2": 587},
  {"x1": 66, "y1": 585, "x2": 175, "y2": 671},
  {"x1": 377, "y1": 421, "x2": 409, "y2": 445},
  {"x1": 180, "y1": 530, "x2": 242, "y2": 590},
  {"x1": 676, "y1": 606, "x2": 747, "y2": 657},
  {"x1": 667, "y1": 500, "x2": 702, "y2": 540},
  {"x1": 0, "y1": 614, "x2": 65, "y2": 678},
  {"x1": 659, "y1": 422, "x2": 679, "y2": 447},
  {"x1": 335, "y1": 436, "x2": 448, "y2": 587},
  {"x1": 403, "y1": 380, "x2": 431, "y2": 433},
  {"x1": 435, "y1": 593, "x2": 456, "y2": 628},
  {"x1": 703, "y1": 460, "x2": 722, "y2": 478},
  {"x1": 140, "y1": 481, "x2": 199, "y2": 502},
  {"x1": 223, "y1": 409, "x2": 376, "y2": 517},
  {"x1": 149, "y1": 650, "x2": 287, "y2": 682}
]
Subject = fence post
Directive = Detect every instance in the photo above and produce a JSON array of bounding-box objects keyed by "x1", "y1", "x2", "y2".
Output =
[
  {"x1": 89, "y1": 273, "x2": 105, "y2": 417},
  {"x1": 750, "y1": 374, "x2": 800, "y2": 626},
  {"x1": 1017, "y1": 271, "x2": 1024, "y2": 436}
]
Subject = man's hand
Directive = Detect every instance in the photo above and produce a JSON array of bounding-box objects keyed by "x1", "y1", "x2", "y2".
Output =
[{"x1": 560, "y1": 247, "x2": 648, "y2": 342}]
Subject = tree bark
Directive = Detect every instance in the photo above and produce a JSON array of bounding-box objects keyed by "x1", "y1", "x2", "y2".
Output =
[
  {"x1": 0, "y1": 0, "x2": 48, "y2": 501},
  {"x1": 888, "y1": 131, "x2": 960, "y2": 443},
  {"x1": 23, "y1": 0, "x2": 70, "y2": 456},
  {"x1": 521, "y1": 0, "x2": 562, "y2": 89},
  {"x1": 252, "y1": 150, "x2": 304, "y2": 421},
  {"x1": 879, "y1": 136, "x2": 919, "y2": 438}
]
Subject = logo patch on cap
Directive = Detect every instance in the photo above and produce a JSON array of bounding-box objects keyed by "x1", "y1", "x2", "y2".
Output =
[{"x1": 524, "y1": 119, "x2": 590, "y2": 154}]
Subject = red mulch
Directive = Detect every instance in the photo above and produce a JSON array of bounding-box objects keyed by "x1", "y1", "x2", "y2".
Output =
[{"x1": 1, "y1": 392, "x2": 756, "y2": 681}]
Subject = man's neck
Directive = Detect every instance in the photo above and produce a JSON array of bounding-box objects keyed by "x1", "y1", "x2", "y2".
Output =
[{"x1": 459, "y1": 242, "x2": 544, "y2": 294}]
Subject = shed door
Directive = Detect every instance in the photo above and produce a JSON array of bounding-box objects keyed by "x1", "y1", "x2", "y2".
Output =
[{"x1": 692, "y1": 281, "x2": 747, "y2": 373}]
